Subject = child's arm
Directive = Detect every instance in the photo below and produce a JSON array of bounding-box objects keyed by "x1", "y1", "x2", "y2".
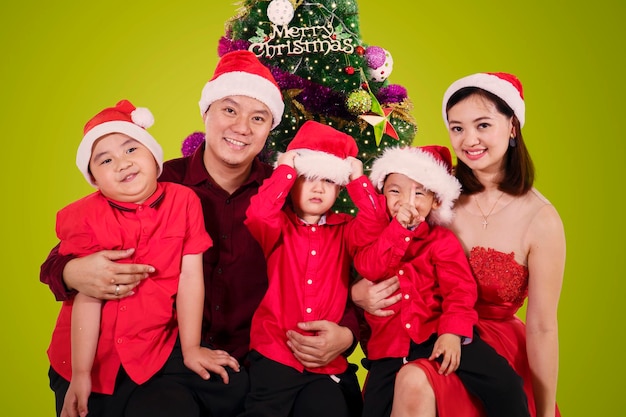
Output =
[
  {"x1": 345, "y1": 173, "x2": 412, "y2": 281},
  {"x1": 62, "y1": 293, "x2": 101, "y2": 417},
  {"x1": 177, "y1": 253, "x2": 239, "y2": 384},
  {"x1": 244, "y1": 151, "x2": 298, "y2": 253}
]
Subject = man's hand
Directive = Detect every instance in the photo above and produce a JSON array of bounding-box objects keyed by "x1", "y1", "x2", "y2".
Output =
[
  {"x1": 351, "y1": 276, "x2": 401, "y2": 317},
  {"x1": 64, "y1": 248, "x2": 154, "y2": 299},
  {"x1": 286, "y1": 320, "x2": 353, "y2": 368}
]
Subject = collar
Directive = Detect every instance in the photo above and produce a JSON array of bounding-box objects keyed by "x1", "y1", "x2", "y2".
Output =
[
  {"x1": 184, "y1": 142, "x2": 272, "y2": 190},
  {"x1": 105, "y1": 183, "x2": 165, "y2": 212}
]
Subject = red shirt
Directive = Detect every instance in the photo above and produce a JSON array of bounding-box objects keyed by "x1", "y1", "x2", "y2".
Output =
[
  {"x1": 47, "y1": 183, "x2": 212, "y2": 394},
  {"x1": 348, "y1": 177, "x2": 478, "y2": 360},
  {"x1": 245, "y1": 165, "x2": 358, "y2": 374}
]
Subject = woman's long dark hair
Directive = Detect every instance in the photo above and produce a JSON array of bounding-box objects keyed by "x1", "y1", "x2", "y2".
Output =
[{"x1": 446, "y1": 87, "x2": 534, "y2": 196}]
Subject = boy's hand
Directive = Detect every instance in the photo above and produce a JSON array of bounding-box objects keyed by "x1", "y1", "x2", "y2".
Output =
[
  {"x1": 348, "y1": 156, "x2": 364, "y2": 181},
  {"x1": 182, "y1": 346, "x2": 240, "y2": 384},
  {"x1": 277, "y1": 150, "x2": 298, "y2": 168},
  {"x1": 61, "y1": 372, "x2": 91, "y2": 417},
  {"x1": 429, "y1": 333, "x2": 462, "y2": 375},
  {"x1": 396, "y1": 184, "x2": 423, "y2": 228}
]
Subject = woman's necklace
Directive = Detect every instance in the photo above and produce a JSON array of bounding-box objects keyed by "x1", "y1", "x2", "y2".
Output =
[{"x1": 474, "y1": 192, "x2": 504, "y2": 229}]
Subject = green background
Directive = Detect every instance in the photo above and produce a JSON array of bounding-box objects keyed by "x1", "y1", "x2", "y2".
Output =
[{"x1": 1, "y1": 1, "x2": 622, "y2": 415}]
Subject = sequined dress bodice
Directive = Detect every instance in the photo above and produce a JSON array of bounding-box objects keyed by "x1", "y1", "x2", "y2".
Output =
[{"x1": 469, "y1": 247, "x2": 528, "y2": 320}]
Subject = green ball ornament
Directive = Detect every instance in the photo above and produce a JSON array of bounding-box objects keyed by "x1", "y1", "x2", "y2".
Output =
[{"x1": 346, "y1": 90, "x2": 372, "y2": 115}]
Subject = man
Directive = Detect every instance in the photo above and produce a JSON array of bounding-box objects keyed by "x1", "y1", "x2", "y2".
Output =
[{"x1": 41, "y1": 50, "x2": 361, "y2": 417}]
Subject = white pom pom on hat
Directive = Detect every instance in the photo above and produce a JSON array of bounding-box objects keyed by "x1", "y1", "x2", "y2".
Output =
[
  {"x1": 442, "y1": 72, "x2": 525, "y2": 128},
  {"x1": 76, "y1": 99, "x2": 163, "y2": 187},
  {"x1": 369, "y1": 145, "x2": 461, "y2": 225},
  {"x1": 280, "y1": 120, "x2": 358, "y2": 186},
  {"x1": 199, "y1": 50, "x2": 285, "y2": 129}
]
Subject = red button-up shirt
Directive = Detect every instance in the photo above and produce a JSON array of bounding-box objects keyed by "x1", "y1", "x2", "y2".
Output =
[
  {"x1": 349, "y1": 177, "x2": 478, "y2": 360},
  {"x1": 245, "y1": 165, "x2": 362, "y2": 374},
  {"x1": 47, "y1": 183, "x2": 212, "y2": 394}
]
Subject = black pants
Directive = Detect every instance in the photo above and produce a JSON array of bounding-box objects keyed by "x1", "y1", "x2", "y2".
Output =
[
  {"x1": 362, "y1": 332, "x2": 530, "y2": 417},
  {"x1": 50, "y1": 339, "x2": 250, "y2": 417},
  {"x1": 238, "y1": 350, "x2": 363, "y2": 417},
  {"x1": 50, "y1": 366, "x2": 138, "y2": 417}
]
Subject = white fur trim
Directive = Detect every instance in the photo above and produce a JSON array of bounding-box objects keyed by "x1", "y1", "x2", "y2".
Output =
[
  {"x1": 130, "y1": 107, "x2": 154, "y2": 128},
  {"x1": 76, "y1": 121, "x2": 163, "y2": 187},
  {"x1": 276, "y1": 149, "x2": 353, "y2": 186},
  {"x1": 199, "y1": 71, "x2": 285, "y2": 129},
  {"x1": 369, "y1": 147, "x2": 461, "y2": 225},
  {"x1": 442, "y1": 73, "x2": 525, "y2": 128}
]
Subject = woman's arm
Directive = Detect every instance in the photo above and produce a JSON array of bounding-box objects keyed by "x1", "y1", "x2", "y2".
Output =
[{"x1": 525, "y1": 204, "x2": 565, "y2": 417}]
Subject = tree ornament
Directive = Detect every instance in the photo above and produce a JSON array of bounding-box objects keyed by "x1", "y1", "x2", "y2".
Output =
[
  {"x1": 267, "y1": 0, "x2": 295, "y2": 26},
  {"x1": 344, "y1": 66, "x2": 355, "y2": 75},
  {"x1": 346, "y1": 90, "x2": 372, "y2": 115},
  {"x1": 366, "y1": 47, "x2": 393, "y2": 82},
  {"x1": 355, "y1": 45, "x2": 365, "y2": 56}
]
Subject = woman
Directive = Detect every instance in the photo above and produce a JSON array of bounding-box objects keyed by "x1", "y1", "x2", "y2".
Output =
[{"x1": 353, "y1": 72, "x2": 565, "y2": 417}]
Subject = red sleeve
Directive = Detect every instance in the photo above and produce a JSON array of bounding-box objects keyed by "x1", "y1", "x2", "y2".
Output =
[
  {"x1": 40, "y1": 244, "x2": 76, "y2": 301},
  {"x1": 432, "y1": 229, "x2": 478, "y2": 338},
  {"x1": 244, "y1": 164, "x2": 295, "y2": 254}
]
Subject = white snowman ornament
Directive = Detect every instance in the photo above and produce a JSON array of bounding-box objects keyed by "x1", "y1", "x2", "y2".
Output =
[
  {"x1": 366, "y1": 48, "x2": 394, "y2": 82},
  {"x1": 267, "y1": 0, "x2": 295, "y2": 26}
]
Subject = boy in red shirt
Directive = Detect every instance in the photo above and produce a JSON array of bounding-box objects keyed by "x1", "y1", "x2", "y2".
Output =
[
  {"x1": 47, "y1": 100, "x2": 219, "y2": 417},
  {"x1": 241, "y1": 120, "x2": 363, "y2": 417},
  {"x1": 349, "y1": 145, "x2": 530, "y2": 417}
]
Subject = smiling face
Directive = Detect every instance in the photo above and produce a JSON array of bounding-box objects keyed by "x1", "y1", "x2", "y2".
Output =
[
  {"x1": 89, "y1": 133, "x2": 158, "y2": 204},
  {"x1": 446, "y1": 94, "x2": 514, "y2": 176},
  {"x1": 202, "y1": 95, "x2": 273, "y2": 170},
  {"x1": 290, "y1": 176, "x2": 341, "y2": 224},
  {"x1": 382, "y1": 173, "x2": 439, "y2": 221}
]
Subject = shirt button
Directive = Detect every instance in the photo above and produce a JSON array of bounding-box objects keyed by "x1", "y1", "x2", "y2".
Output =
[
  {"x1": 398, "y1": 269, "x2": 404, "y2": 275},
  {"x1": 215, "y1": 305, "x2": 220, "y2": 311},
  {"x1": 117, "y1": 338, "x2": 123, "y2": 344},
  {"x1": 120, "y1": 305, "x2": 127, "y2": 311},
  {"x1": 307, "y1": 279, "x2": 313, "y2": 285},
  {"x1": 306, "y1": 308, "x2": 312, "y2": 314},
  {"x1": 362, "y1": 182, "x2": 368, "y2": 187},
  {"x1": 225, "y1": 199, "x2": 231, "y2": 204},
  {"x1": 311, "y1": 226, "x2": 316, "y2": 232},
  {"x1": 287, "y1": 173, "x2": 293, "y2": 180},
  {"x1": 404, "y1": 236, "x2": 410, "y2": 242},
  {"x1": 311, "y1": 250, "x2": 317, "y2": 256},
  {"x1": 405, "y1": 323, "x2": 411, "y2": 329},
  {"x1": 404, "y1": 294, "x2": 409, "y2": 300}
]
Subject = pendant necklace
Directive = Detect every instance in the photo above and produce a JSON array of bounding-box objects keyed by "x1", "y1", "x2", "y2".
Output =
[{"x1": 474, "y1": 192, "x2": 504, "y2": 229}]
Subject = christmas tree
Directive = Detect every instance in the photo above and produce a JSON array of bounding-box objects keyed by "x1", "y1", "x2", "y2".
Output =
[{"x1": 184, "y1": 0, "x2": 417, "y2": 213}]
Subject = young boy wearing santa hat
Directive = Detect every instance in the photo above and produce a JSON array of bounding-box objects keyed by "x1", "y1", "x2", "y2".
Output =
[
  {"x1": 241, "y1": 120, "x2": 364, "y2": 417},
  {"x1": 349, "y1": 145, "x2": 530, "y2": 417},
  {"x1": 47, "y1": 100, "x2": 219, "y2": 417}
]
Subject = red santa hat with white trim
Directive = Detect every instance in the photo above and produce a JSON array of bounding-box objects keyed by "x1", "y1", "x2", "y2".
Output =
[
  {"x1": 442, "y1": 72, "x2": 525, "y2": 128},
  {"x1": 76, "y1": 99, "x2": 163, "y2": 187},
  {"x1": 199, "y1": 50, "x2": 284, "y2": 129},
  {"x1": 281, "y1": 120, "x2": 358, "y2": 186},
  {"x1": 369, "y1": 145, "x2": 461, "y2": 225}
]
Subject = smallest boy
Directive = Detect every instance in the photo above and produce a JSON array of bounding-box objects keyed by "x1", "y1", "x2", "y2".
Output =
[
  {"x1": 349, "y1": 145, "x2": 529, "y2": 417},
  {"x1": 46, "y1": 100, "x2": 238, "y2": 417},
  {"x1": 240, "y1": 120, "x2": 363, "y2": 417}
]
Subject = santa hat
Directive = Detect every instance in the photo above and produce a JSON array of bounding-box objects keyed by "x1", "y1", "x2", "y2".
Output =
[
  {"x1": 442, "y1": 72, "x2": 525, "y2": 128},
  {"x1": 76, "y1": 100, "x2": 163, "y2": 187},
  {"x1": 282, "y1": 120, "x2": 358, "y2": 186},
  {"x1": 199, "y1": 50, "x2": 284, "y2": 129},
  {"x1": 369, "y1": 145, "x2": 461, "y2": 225}
]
